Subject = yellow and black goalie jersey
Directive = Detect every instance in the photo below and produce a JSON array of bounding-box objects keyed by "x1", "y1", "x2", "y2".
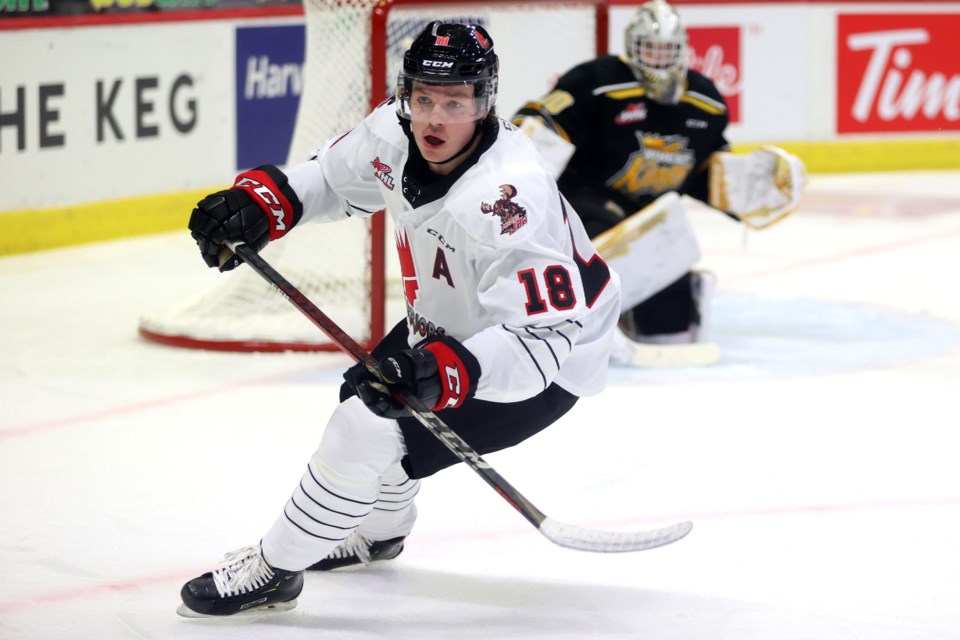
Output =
[{"x1": 514, "y1": 55, "x2": 729, "y2": 237}]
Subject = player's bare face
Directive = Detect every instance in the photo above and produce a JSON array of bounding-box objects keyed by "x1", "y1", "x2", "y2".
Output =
[{"x1": 409, "y1": 82, "x2": 484, "y2": 174}]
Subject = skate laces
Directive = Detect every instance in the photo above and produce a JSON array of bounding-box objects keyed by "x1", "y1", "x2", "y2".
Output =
[
  {"x1": 211, "y1": 546, "x2": 275, "y2": 597},
  {"x1": 327, "y1": 530, "x2": 374, "y2": 565}
]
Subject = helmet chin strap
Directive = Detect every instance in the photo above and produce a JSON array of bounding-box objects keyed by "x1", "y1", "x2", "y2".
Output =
[{"x1": 427, "y1": 118, "x2": 486, "y2": 166}]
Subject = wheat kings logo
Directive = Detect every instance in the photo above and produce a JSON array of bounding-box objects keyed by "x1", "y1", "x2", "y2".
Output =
[
  {"x1": 607, "y1": 132, "x2": 695, "y2": 197},
  {"x1": 481, "y1": 184, "x2": 528, "y2": 235}
]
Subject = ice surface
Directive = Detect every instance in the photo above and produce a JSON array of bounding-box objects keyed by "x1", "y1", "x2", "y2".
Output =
[{"x1": 2, "y1": 171, "x2": 959, "y2": 639}]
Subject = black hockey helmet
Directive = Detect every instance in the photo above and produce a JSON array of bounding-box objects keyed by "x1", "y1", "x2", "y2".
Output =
[{"x1": 397, "y1": 21, "x2": 499, "y2": 122}]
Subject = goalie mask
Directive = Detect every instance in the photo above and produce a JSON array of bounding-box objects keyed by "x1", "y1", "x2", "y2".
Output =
[
  {"x1": 397, "y1": 21, "x2": 499, "y2": 124},
  {"x1": 624, "y1": 0, "x2": 688, "y2": 105}
]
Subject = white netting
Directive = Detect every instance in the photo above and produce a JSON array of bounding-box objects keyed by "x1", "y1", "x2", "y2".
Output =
[{"x1": 140, "y1": 0, "x2": 602, "y2": 352}]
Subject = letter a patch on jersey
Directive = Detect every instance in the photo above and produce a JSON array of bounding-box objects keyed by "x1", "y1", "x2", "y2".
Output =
[
  {"x1": 396, "y1": 228, "x2": 420, "y2": 304},
  {"x1": 432, "y1": 248, "x2": 454, "y2": 288}
]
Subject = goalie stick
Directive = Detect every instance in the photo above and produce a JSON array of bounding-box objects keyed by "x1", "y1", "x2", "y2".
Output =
[
  {"x1": 221, "y1": 240, "x2": 692, "y2": 553},
  {"x1": 627, "y1": 341, "x2": 720, "y2": 368}
]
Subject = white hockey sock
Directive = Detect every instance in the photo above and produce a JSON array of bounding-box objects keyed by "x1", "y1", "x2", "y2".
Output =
[
  {"x1": 358, "y1": 464, "x2": 420, "y2": 541},
  {"x1": 261, "y1": 397, "x2": 406, "y2": 570}
]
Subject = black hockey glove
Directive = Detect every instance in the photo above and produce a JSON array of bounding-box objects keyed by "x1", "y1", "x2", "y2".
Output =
[
  {"x1": 343, "y1": 336, "x2": 481, "y2": 419},
  {"x1": 188, "y1": 165, "x2": 302, "y2": 271}
]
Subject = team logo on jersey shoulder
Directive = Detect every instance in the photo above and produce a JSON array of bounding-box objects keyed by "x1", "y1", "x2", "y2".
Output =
[
  {"x1": 372, "y1": 157, "x2": 395, "y2": 190},
  {"x1": 615, "y1": 102, "x2": 648, "y2": 125},
  {"x1": 481, "y1": 184, "x2": 528, "y2": 235}
]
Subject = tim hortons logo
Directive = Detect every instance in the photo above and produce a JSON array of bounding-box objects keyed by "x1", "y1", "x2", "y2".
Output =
[
  {"x1": 372, "y1": 157, "x2": 395, "y2": 190},
  {"x1": 481, "y1": 184, "x2": 528, "y2": 235},
  {"x1": 838, "y1": 14, "x2": 960, "y2": 133},
  {"x1": 688, "y1": 26, "x2": 742, "y2": 123}
]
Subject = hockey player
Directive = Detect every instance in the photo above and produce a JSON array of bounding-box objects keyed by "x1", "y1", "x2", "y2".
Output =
[
  {"x1": 514, "y1": 0, "x2": 804, "y2": 363},
  {"x1": 178, "y1": 21, "x2": 620, "y2": 617}
]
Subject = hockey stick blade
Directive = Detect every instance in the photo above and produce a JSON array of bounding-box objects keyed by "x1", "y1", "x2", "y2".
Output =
[
  {"x1": 539, "y1": 518, "x2": 693, "y2": 553},
  {"x1": 224, "y1": 241, "x2": 693, "y2": 553}
]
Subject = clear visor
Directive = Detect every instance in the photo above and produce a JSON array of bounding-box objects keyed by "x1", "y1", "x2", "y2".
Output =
[{"x1": 397, "y1": 76, "x2": 491, "y2": 124}]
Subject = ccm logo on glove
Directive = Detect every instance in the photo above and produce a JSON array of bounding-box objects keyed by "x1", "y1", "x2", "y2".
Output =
[
  {"x1": 440, "y1": 364, "x2": 462, "y2": 408},
  {"x1": 423, "y1": 340, "x2": 472, "y2": 410},
  {"x1": 233, "y1": 169, "x2": 295, "y2": 240}
]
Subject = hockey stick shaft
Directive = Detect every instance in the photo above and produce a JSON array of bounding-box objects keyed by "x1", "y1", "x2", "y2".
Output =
[
  {"x1": 223, "y1": 241, "x2": 692, "y2": 553},
  {"x1": 224, "y1": 242, "x2": 547, "y2": 529}
]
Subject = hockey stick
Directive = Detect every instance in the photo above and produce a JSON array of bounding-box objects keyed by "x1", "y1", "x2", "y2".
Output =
[{"x1": 223, "y1": 240, "x2": 692, "y2": 553}]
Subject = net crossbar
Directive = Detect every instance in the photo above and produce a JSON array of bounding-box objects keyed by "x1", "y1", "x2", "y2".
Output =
[{"x1": 139, "y1": 0, "x2": 607, "y2": 352}]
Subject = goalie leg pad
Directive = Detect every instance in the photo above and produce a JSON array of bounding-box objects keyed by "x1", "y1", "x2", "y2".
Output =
[
  {"x1": 591, "y1": 192, "x2": 701, "y2": 312},
  {"x1": 619, "y1": 269, "x2": 716, "y2": 344},
  {"x1": 690, "y1": 269, "x2": 716, "y2": 342}
]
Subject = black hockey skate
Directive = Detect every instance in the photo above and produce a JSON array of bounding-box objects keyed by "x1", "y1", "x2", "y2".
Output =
[
  {"x1": 307, "y1": 531, "x2": 405, "y2": 571},
  {"x1": 178, "y1": 545, "x2": 304, "y2": 617}
]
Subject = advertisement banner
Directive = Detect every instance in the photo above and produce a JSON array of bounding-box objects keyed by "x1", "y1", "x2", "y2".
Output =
[
  {"x1": 0, "y1": 0, "x2": 298, "y2": 18},
  {"x1": 837, "y1": 13, "x2": 960, "y2": 134},
  {"x1": 0, "y1": 23, "x2": 234, "y2": 210},
  {"x1": 688, "y1": 26, "x2": 742, "y2": 124},
  {"x1": 235, "y1": 24, "x2": 304, "y2": 170}
]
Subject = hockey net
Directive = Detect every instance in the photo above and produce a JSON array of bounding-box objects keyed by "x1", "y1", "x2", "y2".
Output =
[{"x1": 139, "y1": 0, "x2": 607, "y2": 352}]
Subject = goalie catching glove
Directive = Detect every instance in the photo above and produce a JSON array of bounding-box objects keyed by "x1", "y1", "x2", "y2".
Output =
[
  {"x1": 709, "y1": 146, "x2": 807, "y2": 230},
  {"x1": 344, "y1": 337, "x2": 481, "y2": 419},
  {"x1": 188, "y1": 164, "x2": 302, "y2": 271}
]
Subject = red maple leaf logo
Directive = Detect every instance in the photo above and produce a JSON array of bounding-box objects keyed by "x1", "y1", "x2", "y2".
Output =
[{"x1": 396, "y1": 228, "x2": 419, "y2": 304}]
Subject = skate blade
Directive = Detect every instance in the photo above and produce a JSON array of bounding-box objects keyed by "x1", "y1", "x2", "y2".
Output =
[{"x1": 176, "y1": 599, "x2": 298, "y2": 619}]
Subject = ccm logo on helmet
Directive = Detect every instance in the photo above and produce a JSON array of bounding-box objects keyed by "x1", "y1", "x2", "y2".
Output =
[{"x1": 423, "y1": 60, "x2": 455, "y2": 68}]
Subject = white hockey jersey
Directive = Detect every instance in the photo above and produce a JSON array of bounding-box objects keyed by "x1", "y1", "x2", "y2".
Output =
[{"x1": 283, "y1": 101, "x2": 621, "y2": 402}]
